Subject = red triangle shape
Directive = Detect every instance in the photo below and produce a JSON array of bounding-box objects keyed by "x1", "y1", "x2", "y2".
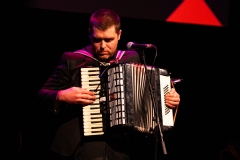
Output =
[{"x1": 166, "y1": 0, "x2": 223, "y2": 26}]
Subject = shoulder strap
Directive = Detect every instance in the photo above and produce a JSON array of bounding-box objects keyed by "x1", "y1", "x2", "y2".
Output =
[
  {"x1": 73, "y1": 49, "x2": 126, "y2": 65},
  {"x1": 73, "y1": 50, "x2": 106, "y2": 66},
  {"x1": 74, "y1": 50, "x2": 93, "y2": 58},
  {"x1": 115, "y1": 50, "x2": 125, "y2": 63}
]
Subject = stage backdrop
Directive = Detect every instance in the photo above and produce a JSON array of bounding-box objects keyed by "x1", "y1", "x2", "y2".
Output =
[{"x1": 27, "y1": 0, "x2": 228, "y2": 27}]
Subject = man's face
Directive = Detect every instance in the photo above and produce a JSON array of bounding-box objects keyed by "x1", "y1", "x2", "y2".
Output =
[{"x1": 90, "y1": 26, "x2": 122, "y2": 61}]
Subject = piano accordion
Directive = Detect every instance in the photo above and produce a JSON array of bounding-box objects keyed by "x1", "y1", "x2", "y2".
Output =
[{"x1": 80, "y1": 63, "x2": 174, "y2": 137}]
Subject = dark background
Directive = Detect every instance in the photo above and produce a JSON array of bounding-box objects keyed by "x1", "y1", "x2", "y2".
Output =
[{"x1": 12, "y1": 2, "x2": 238, "y2": 160}]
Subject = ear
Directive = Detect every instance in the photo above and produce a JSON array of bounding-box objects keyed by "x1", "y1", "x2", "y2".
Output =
[{"x1": 118, "y1": 30, "x2": 122, "y2": 40}]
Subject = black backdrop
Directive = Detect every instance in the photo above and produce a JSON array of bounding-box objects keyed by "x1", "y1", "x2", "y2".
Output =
[{"x1": 14, "y1": 6, "x2": 238, "y2": 160}]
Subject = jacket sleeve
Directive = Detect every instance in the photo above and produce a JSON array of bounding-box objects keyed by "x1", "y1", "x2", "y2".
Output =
[{"x1": 36, "y1": 51, "x2": 86, "y2": 113}]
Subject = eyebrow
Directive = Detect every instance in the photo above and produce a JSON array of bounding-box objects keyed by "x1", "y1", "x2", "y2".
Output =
[{"x1": 93, "y1": 37, "x2": 114, "y2": 41}]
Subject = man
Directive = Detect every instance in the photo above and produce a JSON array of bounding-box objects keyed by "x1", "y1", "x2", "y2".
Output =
[{"x1": 37, "y1": 8, "x2": 180, "y2": 160}]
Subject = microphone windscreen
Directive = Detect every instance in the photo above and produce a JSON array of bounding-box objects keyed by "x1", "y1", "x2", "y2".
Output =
[{"x1": 126, "y1": 42, "x2": 133, "y2": 49}]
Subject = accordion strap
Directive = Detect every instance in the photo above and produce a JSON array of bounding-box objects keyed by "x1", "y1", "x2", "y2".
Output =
[
  {"x1": 115, "y1": 50, "x2": 125, "y2": 63},
  {"x1": 73, "y1": 50, "x2": 107, "y2": 66},
  {"x1": 73, "y1": 50, "x2": 125, "y2": 66}
]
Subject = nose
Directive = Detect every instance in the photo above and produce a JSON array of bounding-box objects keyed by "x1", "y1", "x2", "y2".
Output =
[{"x1": 100, "y1": 40, "x2": 106, "y2": 50}]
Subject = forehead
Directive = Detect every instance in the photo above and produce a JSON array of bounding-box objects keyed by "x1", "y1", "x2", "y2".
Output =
[{"x1": 91, "y1": 26, "x2": 117, "y2": 38}]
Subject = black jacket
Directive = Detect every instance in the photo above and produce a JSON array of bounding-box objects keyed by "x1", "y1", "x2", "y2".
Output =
[{"x1": 37, "y1": 45, "x2": 140, "y2": 156}]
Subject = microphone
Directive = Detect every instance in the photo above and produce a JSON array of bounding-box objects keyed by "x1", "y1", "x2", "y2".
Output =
[{"x1": 126, "y1": 42, "x2": 153, "y2": 50}]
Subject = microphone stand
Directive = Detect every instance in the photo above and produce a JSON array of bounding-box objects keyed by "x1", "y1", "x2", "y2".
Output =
[{"x1": 138, "y1": 50, "x2": 167, "y2": 160}]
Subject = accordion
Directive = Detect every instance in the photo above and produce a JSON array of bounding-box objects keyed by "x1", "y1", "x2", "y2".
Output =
[{"x1": 80, "y1": 63, "x2": 174, "y2": 137}]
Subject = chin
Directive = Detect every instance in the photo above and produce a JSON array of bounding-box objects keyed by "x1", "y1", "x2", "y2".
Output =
[{"x1": 98, "y1": 56, "x2": 109, "y2": 61}]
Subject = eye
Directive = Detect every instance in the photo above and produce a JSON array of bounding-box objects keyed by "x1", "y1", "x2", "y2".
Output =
[
  {"x1": 104, "y1": 38, "x2": 114, "y2": 42},
  {"x1": 92, "y1": 38, "x2": 102, "y2": 43}
]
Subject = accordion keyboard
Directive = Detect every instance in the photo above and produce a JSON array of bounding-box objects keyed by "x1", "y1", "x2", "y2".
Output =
[{"x1": 81, "y1": 67, "x2": 104, "y2": 136}]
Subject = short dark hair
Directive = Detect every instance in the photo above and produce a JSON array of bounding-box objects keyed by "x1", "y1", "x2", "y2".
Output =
[{"x1": 89, "y1": 9, "x2": 121, "y2": 34}]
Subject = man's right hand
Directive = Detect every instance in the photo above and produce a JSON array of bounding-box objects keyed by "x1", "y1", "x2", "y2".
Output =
[{"x1": 57, "y1": 87, "x2": 96, "y2": 105}]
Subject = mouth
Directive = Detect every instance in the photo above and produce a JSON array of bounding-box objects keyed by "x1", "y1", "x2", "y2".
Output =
[
  {"x1": 98, "y1": 51, "x2": 108, "y2": 54},
  {"x1": 97, "y1": 51, "x2": 109, "y2": 57},
  {"x1": 97, "y1": 52, "x2": 109, "y2": 60}
]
